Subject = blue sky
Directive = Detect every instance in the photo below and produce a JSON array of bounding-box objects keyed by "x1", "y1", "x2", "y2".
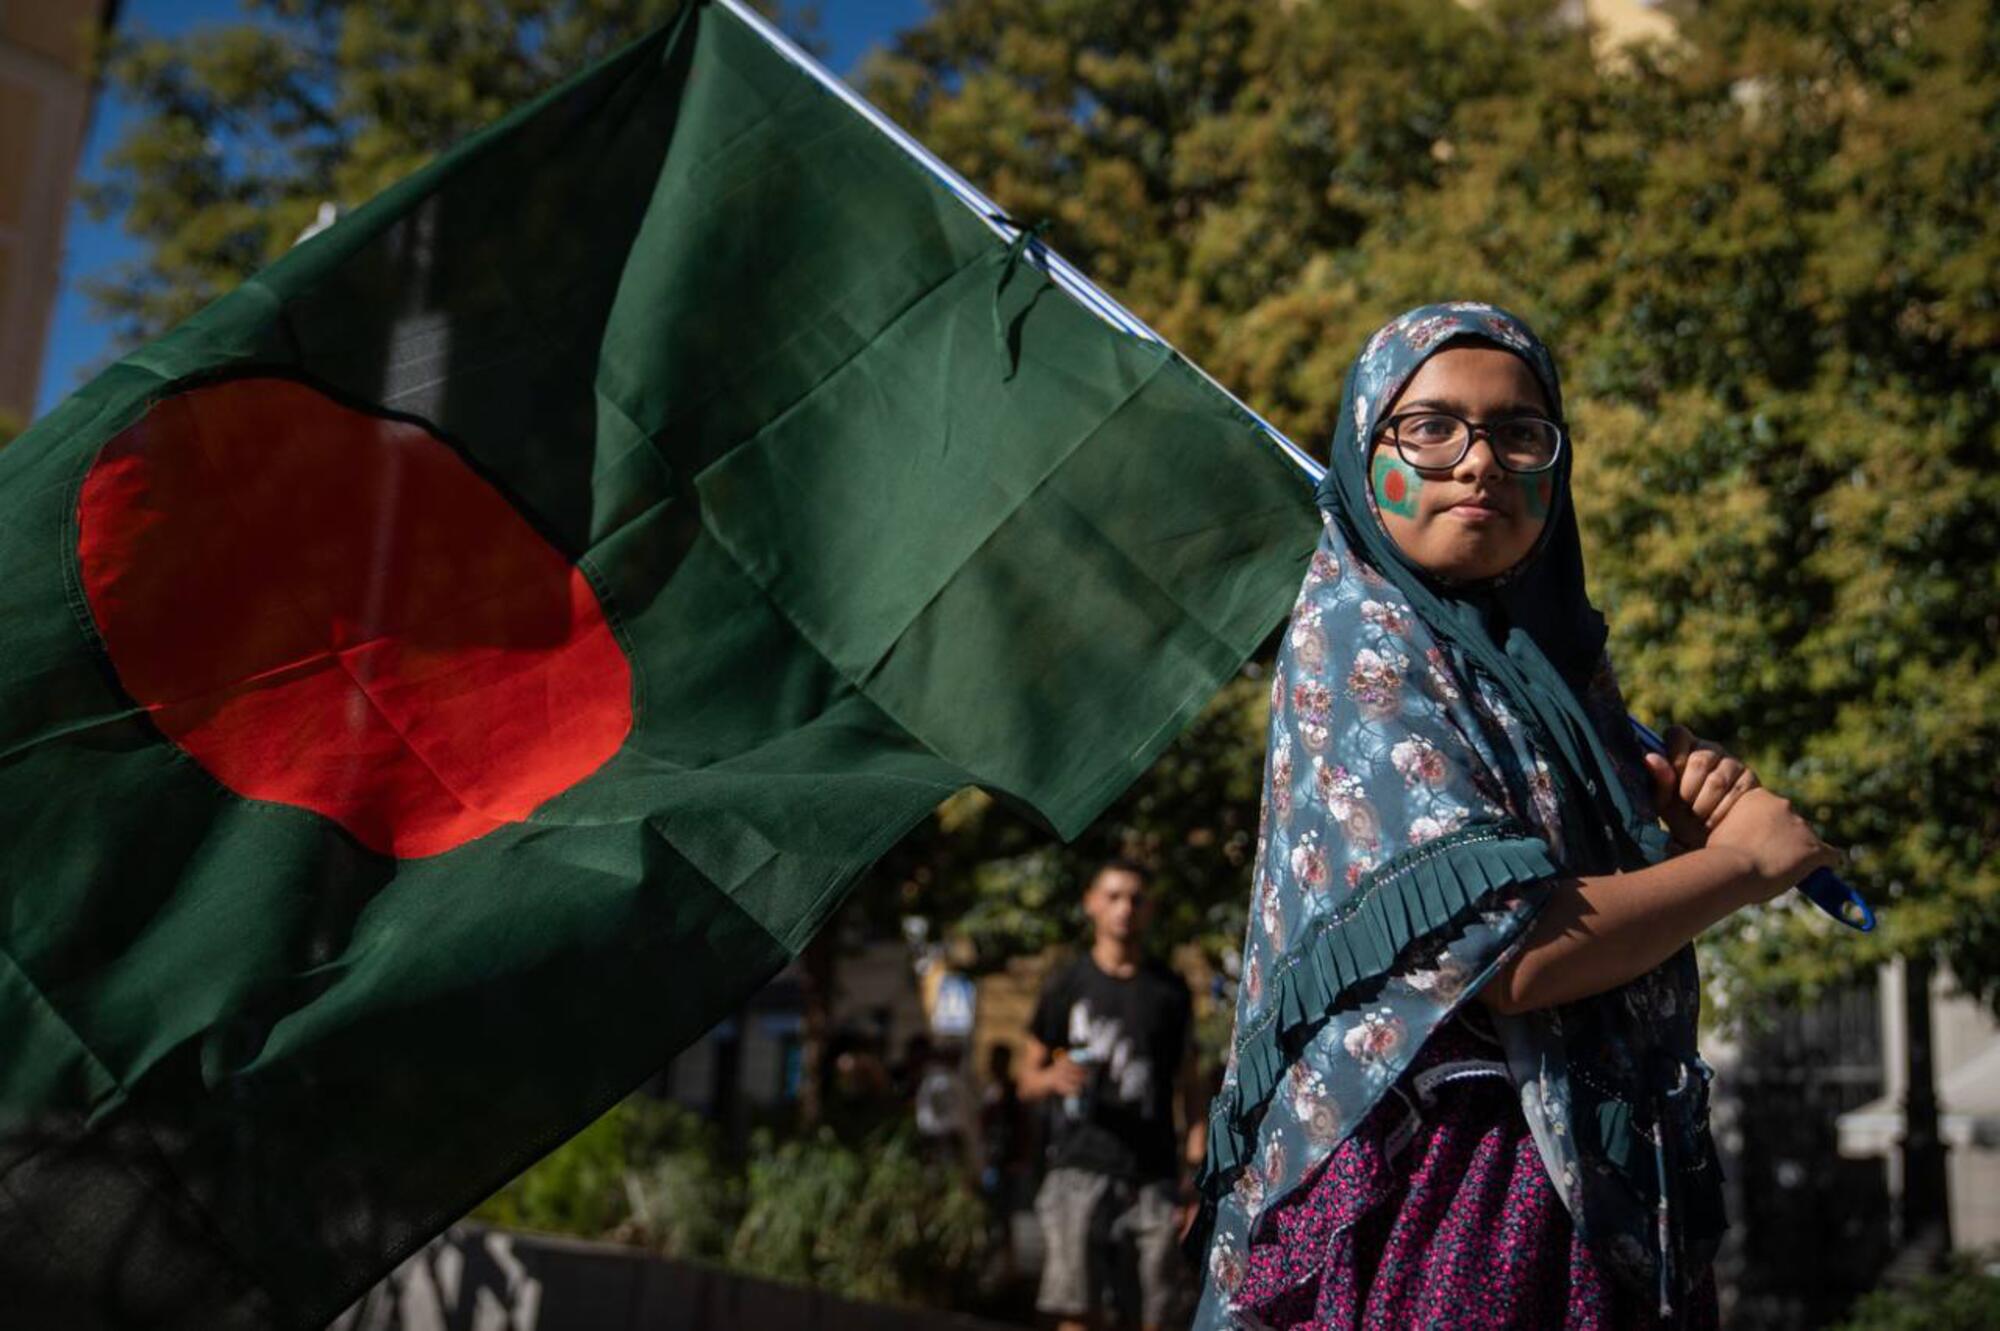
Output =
[{"x1": 36, "y1": 0, "x2": 932, "y2": 417}]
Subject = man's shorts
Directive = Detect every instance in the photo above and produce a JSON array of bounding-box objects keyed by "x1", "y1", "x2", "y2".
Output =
[{"x1": 1033, "y1": 1166, "x2": 1187, "y2": 1327}]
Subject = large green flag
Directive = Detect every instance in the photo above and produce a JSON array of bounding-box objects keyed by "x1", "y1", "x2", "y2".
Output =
[{"x1": 0, "y1": 3, "x2": 1313, "y2": 1326}]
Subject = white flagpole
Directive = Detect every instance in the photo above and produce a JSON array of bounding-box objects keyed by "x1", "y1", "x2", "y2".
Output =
[{"x1": 712, "y1": 0, "x2": 1328, "y2": 485}]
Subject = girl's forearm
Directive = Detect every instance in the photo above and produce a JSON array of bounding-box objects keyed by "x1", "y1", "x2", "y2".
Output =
[{"x1": 1478, "y1": 845, "x2": 1762, "y2": 1016}]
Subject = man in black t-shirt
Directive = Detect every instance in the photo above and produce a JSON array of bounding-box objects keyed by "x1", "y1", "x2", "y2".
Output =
[{"x1": 1019, "y1": 859, "x2": 1200, "y2": 1331}]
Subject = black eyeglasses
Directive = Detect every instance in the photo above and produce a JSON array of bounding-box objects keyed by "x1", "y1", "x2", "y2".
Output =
[{"x1": 1378, "y1": 411, "x2": 1565, "y2": 473}]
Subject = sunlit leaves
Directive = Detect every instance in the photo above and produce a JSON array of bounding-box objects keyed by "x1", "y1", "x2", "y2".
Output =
[
  {"x1": 91, "y1": 0, "x2": 1998, "y2": 1017},
  {"x1": 865, "y1": 0, "x2": 1998, "y2": 1017},
  {"x1": 86, "y1": 0, "x2": 690, "y2": 348}
]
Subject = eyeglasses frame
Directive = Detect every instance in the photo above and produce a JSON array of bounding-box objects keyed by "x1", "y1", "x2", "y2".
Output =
[{"x1": 1375, "y1": 410, "x2": 1567, "y2": 474}]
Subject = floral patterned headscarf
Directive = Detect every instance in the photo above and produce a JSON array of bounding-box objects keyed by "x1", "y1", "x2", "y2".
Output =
[
  {"x1": 1317, "y1": 304, "x2": 1664, "y2": 873},
  {"x1": 1192, "y1": 303, "x2": 1723, "y2": 1328}
]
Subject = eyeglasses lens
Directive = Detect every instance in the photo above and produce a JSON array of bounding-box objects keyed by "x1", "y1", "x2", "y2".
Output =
[{"x1": 1398, "y1": 414, "x2": 1558, "y2": 471}]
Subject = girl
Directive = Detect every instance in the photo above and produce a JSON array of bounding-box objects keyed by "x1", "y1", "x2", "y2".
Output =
[{"x1": 1190, "y1": 303, "x2": 1840, "y2": 1330}]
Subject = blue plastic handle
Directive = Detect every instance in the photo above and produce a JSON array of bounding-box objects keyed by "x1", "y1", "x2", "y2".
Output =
[{"x1": 1627, "y1": 719, "x2": 1874, "y2": 933}]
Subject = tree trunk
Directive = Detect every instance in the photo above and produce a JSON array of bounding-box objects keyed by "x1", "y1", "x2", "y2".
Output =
[
  {"x1": 1898, "y1": 951, "x2": 1952, "y2": 1264},
  {"x1": 795, "y1": 916, "x2": 839, "y2": 1130}
]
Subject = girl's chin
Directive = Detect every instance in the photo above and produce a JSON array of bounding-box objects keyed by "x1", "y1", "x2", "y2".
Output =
[{"x1": 1415, "y1": 531, "x2": 1530, "y2": 582}]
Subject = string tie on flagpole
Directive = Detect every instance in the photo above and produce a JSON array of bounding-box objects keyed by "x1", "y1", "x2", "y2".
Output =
[{"x1": 993, "y1": 217, "x2": 1052, "y2": 381}]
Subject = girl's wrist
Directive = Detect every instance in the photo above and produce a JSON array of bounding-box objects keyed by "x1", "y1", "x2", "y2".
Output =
[{"x1": 1693, "y1": 843, "x2": 1765, "y2": 905}]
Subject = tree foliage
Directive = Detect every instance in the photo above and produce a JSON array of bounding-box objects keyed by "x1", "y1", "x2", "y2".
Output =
[
  {"x1": 861, "y1": 0, "x2": 2000, "y2": 1019},
  {"x1": 89, "y1": 0, "x2": 1999, "y2": 1019},
  {"x1": 82, "y1": 0, "x2": 695, "y2": 343}
]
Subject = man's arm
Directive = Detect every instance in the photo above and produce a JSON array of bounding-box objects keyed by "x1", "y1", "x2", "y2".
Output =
[
  {"x1": 1017, "y1": 1035, "x2": 1087, "y2": 1102},
  {"x1": 1175, "y1": 1007, "x2": 1208, "y2": 1238},
  {"x1": 1178, "y1": 1016, "x2": 1207, "y2": 1170}
]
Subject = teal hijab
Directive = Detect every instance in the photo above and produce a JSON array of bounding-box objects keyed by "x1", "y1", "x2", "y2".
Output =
[
  {"x1": 1314, "y1": 303, "x2": 1666, "y2": 876},
  {"x1": 1193, "y1": 303, "x2": 1720, "y2": 1329}
]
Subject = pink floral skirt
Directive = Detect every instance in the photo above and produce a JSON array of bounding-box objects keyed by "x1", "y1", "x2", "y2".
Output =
[{"x1": 1231, "y1": 1017, "x2": 1719, "y2": 1330}]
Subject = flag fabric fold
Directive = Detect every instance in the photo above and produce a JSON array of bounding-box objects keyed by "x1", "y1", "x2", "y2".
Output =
[{"x1": 0, "y1": 3, "x2": 1315, "y2": 1326}]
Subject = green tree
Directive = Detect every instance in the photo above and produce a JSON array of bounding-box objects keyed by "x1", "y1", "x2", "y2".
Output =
[
  {"x1": 81, "y1": 0, "x2": 727, "y2": 345},
  {"x1": 855, "y1": 0, "x2": 1602, "y2": 986},
  {"x1": 864, "y1": 0, "x2": 1998, "y2": 1022},
  {"x1": 86, "y1": 0, "x2": 2000, "y2": 1026}
]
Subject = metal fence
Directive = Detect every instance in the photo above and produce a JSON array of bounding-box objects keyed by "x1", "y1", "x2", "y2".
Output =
[{"x1": 1728, "y1": 980, "x2": 1894, "y2": 1329}]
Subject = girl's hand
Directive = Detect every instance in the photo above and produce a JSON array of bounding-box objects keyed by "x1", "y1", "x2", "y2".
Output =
[
  {"x1": 1704, "y1": 787, "x2": 1845, "y2": 902},
  {"x1": 1642, "y1": 724, "x2": 1759, "y2": 848}
]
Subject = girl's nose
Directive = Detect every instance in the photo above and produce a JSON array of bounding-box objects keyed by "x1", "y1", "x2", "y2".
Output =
[{"x1": 1453, "y1": 433, "x2": 1505, "y2": 482}]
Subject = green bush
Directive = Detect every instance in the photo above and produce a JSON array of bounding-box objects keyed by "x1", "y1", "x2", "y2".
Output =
[
  {"x1": 475, "y1": 1097, "x2": 730, "y2": 1247},
  {"x1": 614, "y1": 1117, "x2": 740, "y2": 1260},
  {"x1": 475, "y1": 1103, "x2": 633, "y2": 1237},
  {"x1": 1833, "y1": 1256, "x2": 2000, "y2": 1331},
  {"x1": 728, "y1": 1125, "x2": 987, "y2": 1308},
  {"x1": 475, "y1": 1101, "x2": 983, "y2": 1306}
]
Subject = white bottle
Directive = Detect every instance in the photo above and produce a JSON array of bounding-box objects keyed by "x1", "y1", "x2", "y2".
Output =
[{"x1": 1063, "y1": 1047, "x2": 1099, "y2": 1120}]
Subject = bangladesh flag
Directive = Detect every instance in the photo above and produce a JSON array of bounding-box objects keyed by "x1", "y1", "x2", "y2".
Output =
[{"x1": 0, "y1": 3, "x2": 1314, "y2": 1326}]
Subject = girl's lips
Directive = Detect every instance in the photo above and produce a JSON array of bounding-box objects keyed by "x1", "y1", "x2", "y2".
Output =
[{"x1": 1444, "y1": 499, "x2": 1507, "y2": 522}]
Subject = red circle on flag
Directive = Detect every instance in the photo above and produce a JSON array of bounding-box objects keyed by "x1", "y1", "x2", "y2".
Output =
[
  {"x1": 1383, "y1": 469, "x2": 1407, "y2": 504},
  {"x1": 76, "y1": 376, "x2": 633, "y2": 858}
]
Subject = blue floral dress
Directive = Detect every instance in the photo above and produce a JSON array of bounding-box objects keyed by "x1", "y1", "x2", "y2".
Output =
[{"x1": 1191, "y1": 303, "x2": 1726, "y2": 1331}]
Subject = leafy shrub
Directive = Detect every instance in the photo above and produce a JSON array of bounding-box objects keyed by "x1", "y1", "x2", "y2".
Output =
[
  {"x1": 1833, "y1": 1256, "x2": 2000, "y2": 1331},
  {"x1": 613, "y1": 1119, "x2": 740, "y2": 1260},
  {"x1": 475, "y1": 1100, "x2": 983, "y2": 1305},
  {"x1": 475, "y1": 1103, "x2": 634, "y2": 1237},
  {"x1": 728, "y1": 1125, "x2": 987, "y2": 1307},
  {"x1": 475, "y1": 1097, "x2": 730, "y2": 1248}
]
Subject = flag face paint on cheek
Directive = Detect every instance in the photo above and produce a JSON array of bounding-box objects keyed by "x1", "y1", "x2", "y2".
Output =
[
  {"x1": 1372, "y1": 451, "x2": 1422, "y2": 519},
  {"x1": 1519, "y1": 472, "x2": 1553, "y2": 520}
]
